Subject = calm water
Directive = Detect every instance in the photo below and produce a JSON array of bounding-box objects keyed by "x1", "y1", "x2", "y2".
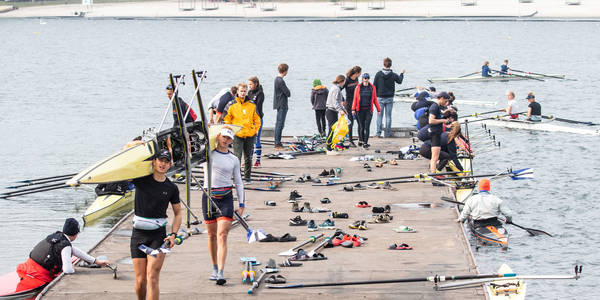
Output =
[{"x1": 1, "y1": 18, "x2": 599, "y2": 298}]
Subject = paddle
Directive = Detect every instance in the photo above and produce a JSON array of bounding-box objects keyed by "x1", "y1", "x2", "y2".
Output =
[
  {"x1": 312, "y1": 171, "x2": 465, "y2": 186},
  {"x1": 268, "y1": 272, "x2": 522, "y2": 289},
  {"x1": 13, "y1": 173, "x2": 77, "y2": 184},
  {"x1": 505, "y1": 221, "x2": 553, "y2": 237},
  {"x1": 510, "y1": 68, "x2": 567, "y2": 80},
  {"x1": 491, "y1": 69, "x2": 544, "y2": 81},
  {"x1": 458, "y1": 71, "x2": 479, "y2": 78},
  {"x1": 1, "y1": 182, "x2": 68, "y2": 196},
  {"x1": 460, "y1": 109, "x2": 504, "y2": 118},
  {"x1": 541, "y1": 115, "x2": 599, "y2": 126}
]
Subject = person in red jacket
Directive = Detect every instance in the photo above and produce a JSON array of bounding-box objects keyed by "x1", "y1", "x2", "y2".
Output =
[{"x1": 352, "y1": 73, "x2": 381, "y2": 149}]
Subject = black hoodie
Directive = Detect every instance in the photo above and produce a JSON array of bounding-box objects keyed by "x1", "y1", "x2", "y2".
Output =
[
  {"x1": 373, "y1": 69, "x2": 404, "y2": 98},
  {"x1": 248, "y1": 84, "x2": 265, "y2": 118}
]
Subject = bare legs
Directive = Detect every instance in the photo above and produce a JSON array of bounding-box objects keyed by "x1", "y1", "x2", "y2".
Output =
[{"x1": 132, "y1": 254, "x2": 166, "y2": 300}]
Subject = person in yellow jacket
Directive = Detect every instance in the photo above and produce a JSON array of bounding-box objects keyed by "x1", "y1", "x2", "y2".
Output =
[{"x1": 224, "y1": 83, "x2": 261, "y2": 182}]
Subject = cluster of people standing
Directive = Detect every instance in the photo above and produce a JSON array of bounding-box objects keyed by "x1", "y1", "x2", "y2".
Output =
[{"x1": 311, "y1": 57, "x2": 405, "y2": 150}]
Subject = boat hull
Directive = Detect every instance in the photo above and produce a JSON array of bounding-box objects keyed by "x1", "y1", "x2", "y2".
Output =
[
  {"x1": 464, "y1": 117, "x2": 599, "y2": 136},
  {"x1": 469, "y1": 220, "x2": 509, "y2": 249},
  {"x1": 83, "y1": 190, "x2": 135, "y2": 225},
  {"x1": 428, "y1": 74, "x2": 564, "y2": 83},
  {"x1": 394, "y1": 95, "x2": 497, "y2": 107},
  {"x1": 487, "y1": 264, "x2": 527, "y2": 300}
]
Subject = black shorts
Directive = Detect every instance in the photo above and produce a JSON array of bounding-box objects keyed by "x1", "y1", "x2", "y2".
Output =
[
  {"x1": 130, "y1": 227, "x2": 166, "y2": 259},
  {"x1": 202, "y1": 191, "x2": 234, "y2": 224},
  {"x1": 429, "y1": 131, "x2": 442, "y2": 147}
]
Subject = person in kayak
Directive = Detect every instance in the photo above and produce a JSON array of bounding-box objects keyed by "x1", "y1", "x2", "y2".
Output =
[
  {"x1": 247, "y1": 76, "x2": 265, "y2": 167},
  {"x1": 202, "y1": 126, "x2": 245, "y2": 285},
  {"x1": 224, "y1": 83, "x2": 261, "y2": 182},
  {"x1": 457, "y1": 179, "x2": 514, "y2": 227},
  {"x1": 525, "y1": 92, "x2": 542, "y2": 122},
  {"x1": 311, "y1": 78, "x2": 329, "y2": 137},
  {"x1": 499, "y1": 59, "x2": 510, "y2": 75},
  {"x1": 342, "y1": 66, "x2": 362, "y2": 147},
  {"x1": 503, "y1": 90, "x2": 520, "y2": 119},
  {"x1": 373, "y1": 57, "x2": 405, "y2": 138},
  {"x1": 325, "y1": 74, "x2": 347, "y2": 152},
  {"x1": 15, "y1": 218, "x2": 109, "y2": 293},
  {"x1": 130, "y1": 149, "x2": 182, "y2": 300},
  {"x1": 352, "y1": 73, "x2": 380, "y2": 149},
  {"x1": 479, "y1": 61, "x2": 492, "y2": 77},
  {"x1": 428, "y1": 92, "x2": 452, "y2": 174},
  {"x1": 273, "y1": 63, "x2": 291, "y2": 150}
]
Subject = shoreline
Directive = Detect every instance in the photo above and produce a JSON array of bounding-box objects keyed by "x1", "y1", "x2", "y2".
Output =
[{"x1": 1, "y1": 0, "x2": 599, "y2": 19}]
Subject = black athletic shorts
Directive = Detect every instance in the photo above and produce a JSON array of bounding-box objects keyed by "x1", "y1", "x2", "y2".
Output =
[
  {"x1": 429, "y1": 132, "x2": 442, "y2": 147},
  {"x1": 202, "y1": 190, "x2": 234, "y2": 224},
  {"x1": 130, "y1": 227, "x2": 166, "y2": 259}
]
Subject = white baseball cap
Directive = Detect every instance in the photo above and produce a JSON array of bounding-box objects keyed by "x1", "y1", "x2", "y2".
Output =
[{"x1": 220, "y1": 127, "x2": 235, "y2": 139}]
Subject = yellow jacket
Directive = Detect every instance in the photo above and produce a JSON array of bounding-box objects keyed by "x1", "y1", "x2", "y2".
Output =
[{"x1": 224, "y1": 97, "x2": 261, "y2": 138}]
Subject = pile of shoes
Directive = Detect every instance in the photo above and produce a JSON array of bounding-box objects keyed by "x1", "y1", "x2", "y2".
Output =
[
  {"x1": 372, "y1": 205, "x2": 391, "y2": 214},
  {"x1": 348, "y1": 220, "x2": 368, "y2": 230},
  {"x1": 330, "y1": 230, "x2": 367, "y2": 248},
  {"x1": 368, "y1": 213, "x2": 393, "y2": 223},
  {"x1": 289, "y1": 215, "x2": 307, "y2": 226}
]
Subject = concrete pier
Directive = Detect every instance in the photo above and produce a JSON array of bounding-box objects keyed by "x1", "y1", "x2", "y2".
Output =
[{"x1": 39, "y1": 137, "x2": 483, "y2": 299}]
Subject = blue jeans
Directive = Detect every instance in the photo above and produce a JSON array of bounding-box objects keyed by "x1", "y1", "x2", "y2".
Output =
[
  {"x1": 254, "y1": 119, "x2": 263, "y2": 162},
  {"x1": 274, "y1": 108, "x2": 288, "y2": 145},
  {"x1": 376, "y1": 97, "x2": 394, "y2": 137}
]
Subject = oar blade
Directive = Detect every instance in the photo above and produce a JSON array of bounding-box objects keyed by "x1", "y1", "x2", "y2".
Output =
[
  {"x1": 248, "y1": 229, "x2": 268, "y2": 243},
  {"x1": 525, "y1": 228, "x2": 553, "y2": 237},
  {"x1": 510, "y1": 168, "x2": 534, "y2": 180}
]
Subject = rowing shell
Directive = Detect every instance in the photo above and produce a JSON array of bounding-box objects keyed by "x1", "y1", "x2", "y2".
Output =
[
  {"x1": 463, "y1": 116, "x2": 599, "y2": 136},
  {"x1": 394, "y1": 95, "x2": 497, "y2": 108},
  {"x1": 83, "y1": 190, "x2": 135, "y2": 225},
  {"x1": 428, "y1": 74, "x2": 565, "y2": 83},
  {"x1": 487, "y1": 264, "x2": 526, "y2": 300}
]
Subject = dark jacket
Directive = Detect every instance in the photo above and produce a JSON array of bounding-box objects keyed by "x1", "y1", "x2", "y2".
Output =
[
  {"x1": 247, "y1": 85, "x2": 265, "y2": 118},
  {"x1": 342, "y1": 77, "x2": 359, "y2": 111},
  {"x1": 273, "y1": 76, "x2": 291, "y2": 110},
  {"x1": 311, "y1": 85, "x2": 328, "y2": 111},
  {"x1": 352, "y1": 82, "x2": 380, "y2": 113},
  {"x1": 373, "y1": 69, "x2": 404, "y2": 98}
]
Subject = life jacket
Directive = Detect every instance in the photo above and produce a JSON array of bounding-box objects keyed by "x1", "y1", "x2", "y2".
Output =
[{"x1": 29, "y1": 232, "x2": 71, "y2": 276}]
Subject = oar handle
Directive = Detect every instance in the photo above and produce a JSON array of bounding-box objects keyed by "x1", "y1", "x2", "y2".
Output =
[{"x1": 293, "y1": 233, "x2": 324, "y2": 251}]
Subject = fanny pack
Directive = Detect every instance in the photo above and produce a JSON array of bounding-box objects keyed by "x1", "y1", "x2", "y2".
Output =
[
  {"x1": 210, "y1": 187, "x2": 232, "y2": 200},
  {"x1": 132, "y1": 215, "x2": 167, "y2": 230}
]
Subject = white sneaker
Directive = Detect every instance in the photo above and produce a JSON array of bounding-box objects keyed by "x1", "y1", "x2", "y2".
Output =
[{"x1": 326, "y1": 150, "x2": 339, "y2": 156}]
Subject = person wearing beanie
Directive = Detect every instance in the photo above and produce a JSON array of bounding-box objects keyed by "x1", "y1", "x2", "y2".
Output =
[
  {"x1": 310, "y1": 78, "x2": 329, "y2": 137},
  {"x1": 15, "y1": 218, "x2": 109, "y2": 291},
  {"x1": 457, "y1": 179, "x2": 514, "y2": 226}
]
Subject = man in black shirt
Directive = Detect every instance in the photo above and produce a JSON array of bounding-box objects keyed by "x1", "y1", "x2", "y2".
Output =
[
  {"x1": 130, "y1": 149, "x2": 182, "y2": 300},
  {"x1": 428, "y1": 92, "x2": 451, "y2": 174},
  {"x1": 525, "y1": 92, "x2": 542, "y2": 122}
]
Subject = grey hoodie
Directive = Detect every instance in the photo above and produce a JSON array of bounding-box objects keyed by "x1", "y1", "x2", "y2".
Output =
[{"x1": 326, "y1": 84, "x2": 345, "y2": 113}]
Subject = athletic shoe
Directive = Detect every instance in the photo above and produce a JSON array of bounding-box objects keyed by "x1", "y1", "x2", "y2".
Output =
[
  {"x1": 289, "y1": 190, "x2": 302, "y2": 201},
  {"x1": 291, "y1": 202, "x2": 300, "y2": 212},
  {"x1": 296, "y1": 177, "x2": 305, "y2": 183},
  {"x1": 320, "y1": 197, "x2": 331, "y2": 204},
  {"x1": 353, "y1": 183, "x2": 366, "y2": 190},
  {"x1": 358, "y1": 221, "x2": 368, "y2": 230},
  {"x1": 264, "y1": 200, "x2": 276, "y2": 206},
  {"x1": 356, "y1": 201, "x2": 371, "y2": 208},
  {"x1": 363, "y1": 144, "x2": 370, "y2": 149},
  {"x1": 384, "y1": 205, "x2": 391, "y2": 213},
  {"x1": 358, "y1": 141, "x2": 363, "y2": 147},
  {"x1": 312, "y1": 178, "x2": 322, "y2": 183},
  {"x1": 343, "y1": 185, "x2": 354, "y2": 192},
  {"x1": 253, "y1": 161, "x2": 261, "y2": 167},
  {"x1": 372, "y1": 206, "x2": 385, "y2": 213},
  {"x1": 349, "y1": 141, "x2": 357, "y2": 148},
  {"x1": 331, "y1": 212, "x2": 348, "y2": 219},
  {"x1": 318, "y1": 219, "x2": 335, "y2": 230},
  {"x1": 307, "y1": 220, "x2": 318, "y2": 231},
  {"x1": 348, "y1": 220, "x2": 361, "y2": 229},
  {"x1": 289, "y1": 215, "x2": 307, "y2": 226},
  {"x1": 367, "y1": 183, "x2": 380, "y2": 189},
  {"x1": 329, "y1": 169, "x2": 335, "y2": 177},
  {"x1": 351, "y1": 235, "x2": 362, "y2": 247},
  {"x1": 319, "y1": 169, "x2": 330, "y2": 177}
]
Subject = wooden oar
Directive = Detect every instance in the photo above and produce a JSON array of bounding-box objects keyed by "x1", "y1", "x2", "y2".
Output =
[
  {"x1": 491, "y1": 69, "x2": 544, "y2": 81},
  {"x1": 541, "y1": 115, "x2": 599, "y2": 126},
  {"x1": 510, "y1": 68, "x2": 567, "y2": 80},
  {"x1": 458, "y1": 71, "x2": 479, "y2": 78}
]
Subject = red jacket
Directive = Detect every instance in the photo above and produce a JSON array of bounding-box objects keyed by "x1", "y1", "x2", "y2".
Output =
[{"x1": 352, "y1": 82, "x2": 381, "y2": 113}]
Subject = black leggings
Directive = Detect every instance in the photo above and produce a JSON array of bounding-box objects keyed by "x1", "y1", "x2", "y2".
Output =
[
  {"x1": 356, "y1": 110, "x2": 373, "y2": 144},
  {"x1": 315, "y1": 110, "x2": 326, "y2": 136},
  {"x1": 325, "y1": 109, "x2": 339, "y2": 150},
  {"x1": 345, "y1": 105, "x2": 356, "y2": 141}
]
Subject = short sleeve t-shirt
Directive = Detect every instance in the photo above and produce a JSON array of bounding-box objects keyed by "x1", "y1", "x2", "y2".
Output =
[
  {"x1": 507, "y1": 99, "x2": 519, "y2": 114},
  {"x1": 428, "y1": 102, "x2": 443, "y2": 134},
  {"x1": 132, "y1": 175, "x2": 180, "y2": 218},
  {"x1": 528, "y1": 101, "x2": 541, "y2": 116}
]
